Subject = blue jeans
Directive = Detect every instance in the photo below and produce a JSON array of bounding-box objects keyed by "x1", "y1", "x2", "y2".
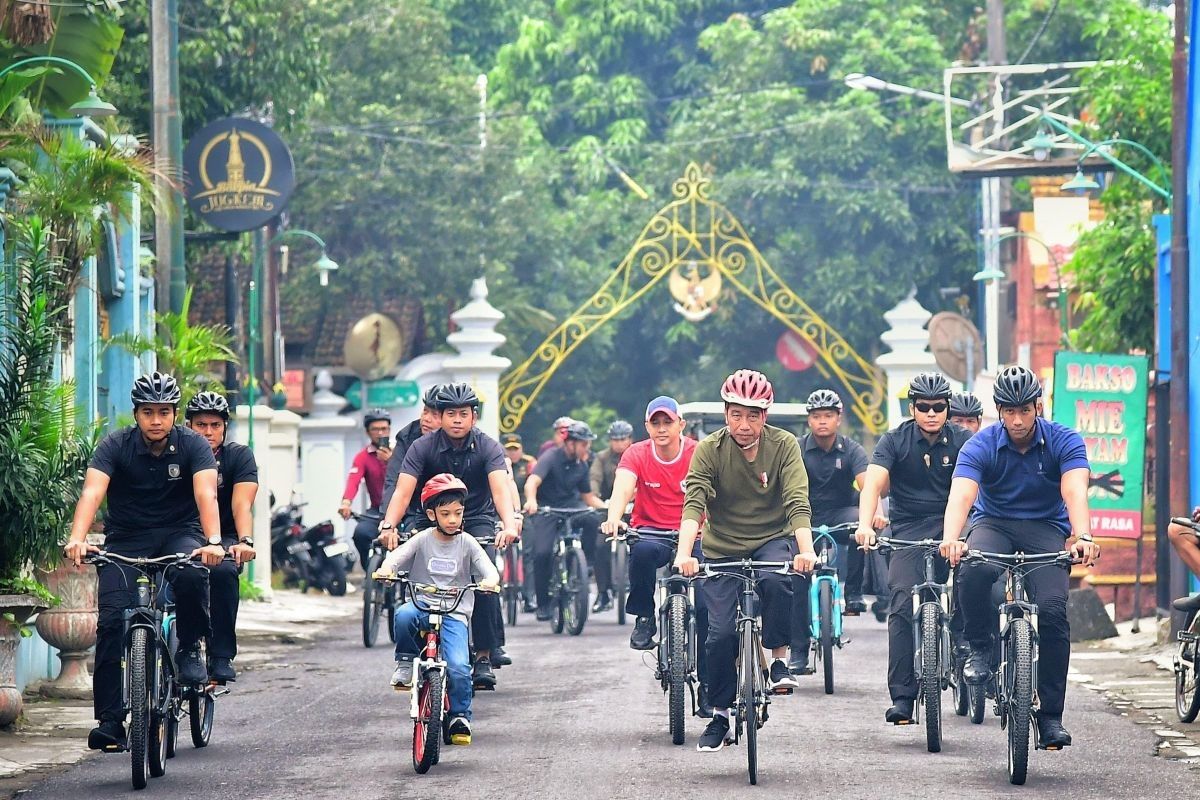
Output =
[{"x1": 393, "y1": 603, "x2": 473, "y2": 720}]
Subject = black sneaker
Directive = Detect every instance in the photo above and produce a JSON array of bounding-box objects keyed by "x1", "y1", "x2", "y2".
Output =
[
  {"x1": 88, "y1": 721, "x2": 127, "y2": 752},
  {"x1": 490, "y1": 647, "x2": 512, "y2": 668},
  {"x1": 208, "y1": 656, "x2": 236, "y2": 683},
  {"x1": 845, "y1": 596, "x2": 868, "y2": 615},
  {"x1": 447, "y1": 715, "x2": 472, "y2": 746},
  {"x1": 535, "y1": 605, "x2": 553, "y2": 622},
  {"x1": 177, "y1": 645, "x2": 208, "y2": 685},
  {"x1": 768, "y1": 659, "x2": 798, "y2": 691},
  {"x1": 886, "y1": 698, "x2": 914, "y2": 724},
  {"x1": 630, "y1": 616, "x2": 656, "y2": 650},
  {"x1": 591, "y1": 590, "x2": 613, "y2": 613},
  {"x1": 789, "y1": 653, "x2": 815, "y2": 676},
  {"x1": 522, "y1": 598, "x2": 537, "y2": 614},
  {"x1": 696, "y1": 714, "x2": 731, "y2": 752},
  {"x1": 872, "y1": 599, "x2": 887, "y2": 623},
  {"x1": 696, "y1": 682, "x2": 713, "y2": 719},
  {"x1": 1036, "y1": 714, "x2": 1072, "y2": 749},
  {"x1": 962, "y1": 644, "x2": 992, "y2": 685},
  {"x1": 472, "y1": 658, "x2": 497, "y2": 689}
]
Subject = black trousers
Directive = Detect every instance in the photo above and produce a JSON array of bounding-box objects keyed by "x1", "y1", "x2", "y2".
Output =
[
  {"x1": 591, "y1": 525, "x2": 611, "y2": 596},
  {"x1": 525, "y1": 511, "x2": 598, "y2": 608},
  {"x1": 460, "y1": 519, "x2": 503, "y2": 654},
  {"x1": 207, "y1": 538, "x2": 242, "y2": 659},
  {"x1": 885, "y1": 517, "x2": 948, "y2": 702},
  {"x1": 95, "y1": 529, "x2": 209, "y2": 723},
  {"x1": 958, "y1": 517, "x2": 1071, "y2": 716},
  {"x1": 792, "y1": 507, "x2": 858, "y2": 652},
  {"x1": 351, "y1": 505, "x2": 382, "y2": 571},
  {"x1": 702, "y1": 538, "x2": 793, "y2": 711}
]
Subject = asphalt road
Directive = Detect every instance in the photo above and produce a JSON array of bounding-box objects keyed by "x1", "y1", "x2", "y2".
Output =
[{"x1": 20, "y1": 601, "x2": 1200, "y2": 799}]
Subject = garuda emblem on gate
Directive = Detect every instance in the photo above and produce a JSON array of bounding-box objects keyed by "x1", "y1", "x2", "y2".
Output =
[{"x1": 668, "y1": 260, "x2": 721, "y2": 322}]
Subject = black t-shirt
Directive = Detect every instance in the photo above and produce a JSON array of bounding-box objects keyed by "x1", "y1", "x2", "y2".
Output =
[
  {"x1": 800, "y1": 433, "x2": 869, "y2": 520},
  {"x1": 382, "y1": 419, "x2": 423, "y2": 513},
  {"x1": 399, "y1": 428, "x2": 508, "y2": 523},
  {"x1": 532, "y1": 445, "x2": 591, "y2": 508},
  {"x1": 214, "y1": 442, "x2": 258, "y2": 541},
  {"x1": 871, "y1": 419, "x2": 971, "y2": 524},
  {"x1": 89, "y1": 425, "x2": 218, "y2": 534}
]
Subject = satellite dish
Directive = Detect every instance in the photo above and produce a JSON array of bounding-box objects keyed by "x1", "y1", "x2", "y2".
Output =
[
  {"x1": 928, "y1": 312, "x2": 983, "y2": 384},
  {"x1": 343, "y1": 313, "x2": 404, "y2": 381}
]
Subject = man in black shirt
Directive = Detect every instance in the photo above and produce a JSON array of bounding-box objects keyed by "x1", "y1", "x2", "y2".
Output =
[
  {"x1": 790, "y1": 389, "x2": 870, "y2": 675},
  {"x1": 64, "y1": 373, "x2": 226, "y2": 753},
  {"x1": 854, "y1": 372, "x2": 971, "y2": 724},
  {"x1": 380, "y1": 384, "x2": 443, "y2": 532},
  {"x1": 185, "y1": 391, "x2": 258, "y2": 683},
  {"x1": 379, "y1": 382, "x2": 517, "y2": 688},
  {"x1": 522, "y1": 421, "x2": 605, "y2": 620}
]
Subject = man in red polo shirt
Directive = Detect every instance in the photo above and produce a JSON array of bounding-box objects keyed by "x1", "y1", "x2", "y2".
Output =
[{"x1": 339, "y1": 409, "x2": 392, "y2": 569}]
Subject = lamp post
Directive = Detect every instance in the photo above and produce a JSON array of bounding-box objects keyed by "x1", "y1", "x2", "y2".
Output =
[
  {"x1": 0, "y1": 56, "x2": 118, "y2": 116},
  {"x1": 1026, "y1": 113, "x2": 1171, "y2": 201},
  {"x1": 973, "y1": 230, "x2": 1072, "y2": 349}
]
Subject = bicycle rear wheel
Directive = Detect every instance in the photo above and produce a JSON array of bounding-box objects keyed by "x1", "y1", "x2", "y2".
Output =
[
  {"x1": 564, "y1": 548, "x2": 590, "y2": 636},
  {"x1": 190, "y1": 688, "x2": 215, "y2": 748},
  {"x1": 614, "y1": 543, "x2": 629, "y2": 626},
  {"x1": 362, "y1": 551, "x2": 384, "y2": 647},
  {"x1": 413, "y1": 668, "x2": 443, "y2": 774},
  {"x1": 1007, "y1": 618, "x2": 1034, "y2": 785},
  {"x1": 128, "y1": 628, "x2": 151, "y2": 790},
  {"x1": 819, "y1": 581, "x2": 835, "y2": 695},
  {"x1": 741, "y1": 625, "x2": 759, "y2": 785},
  {"x1": 504, "y1": 549, "x2": 520, "y2": 627},
  {"x1": 666, "y1": 595, "x2": 688, "y2": 745},
  {"x1": 386, "y1": 584, "x2": 398, "y2": 643},
  {"x1": 953, "y1": 650, "x2": 970, "y2": 717},
  {"x1": 919, "y1": 603, "x2": 942, "y2": 753}
]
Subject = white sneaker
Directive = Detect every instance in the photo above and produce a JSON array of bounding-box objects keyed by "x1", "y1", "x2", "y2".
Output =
[{"x1": 390, "y1": 660, "x2": 413, "y2": 690}]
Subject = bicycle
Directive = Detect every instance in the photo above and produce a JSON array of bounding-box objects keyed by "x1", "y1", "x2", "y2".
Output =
[
  {"x1": 373, "y1": 572, "x2": 497, "y2": 774},
  {"x1": 701, "y1": 559, "x2": 797, "y2": 786},
  {"x1": 808, "y1": 522, "x2": 857, "y2": 695},
  {"x1": 609, "y1": 529, "x2": 631, "y2": 626},
  {"x1": 537, "y1": 507, "x2": 603, "y2": 636},
  {"x1": 1170, "y1": 516, "x2": 1200, "y2": 722},
  {"x1": 876, "y1": 536, "x2": 958, "y2": 753},
  {"x1": 355, "y1": 512, "x2": 400, "y2": 649},
  {"x1": 501, "y1": 536, "x2": 524, "y2": 628},
  {"x1": 960, "y1": 548, "x2": 1076, "y2": 785},
  {"x1": 85, "y1": 551, "x2": 220, "y2": 790}
]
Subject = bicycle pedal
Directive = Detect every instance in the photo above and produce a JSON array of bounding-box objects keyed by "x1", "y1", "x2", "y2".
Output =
[
  {"x1": 891, "y1": 719, "x2": 915, "y2": 726},
  {"x1": 472, "y1": 682, "x2": 496, "y2": 691},
  {"x1": 771, "y1": 686, "x2": 794, "y2": 695},
  {"x1": 1038, "y1": 743, "x2": 1062, "y2": 751},
  {"x1": 101, "y1": 743, "x2": 128, "y2": 753},
  {"x1": 843, "y1": 610, "x2": 861, "y2": 617},
  {"x1": 450, "y1": 734, "x2": 472, "y2": 746}
]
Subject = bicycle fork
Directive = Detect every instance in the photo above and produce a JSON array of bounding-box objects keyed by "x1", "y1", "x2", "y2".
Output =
[{"x1": 410, "y1": 622, "x2": 447, "y2": 721}]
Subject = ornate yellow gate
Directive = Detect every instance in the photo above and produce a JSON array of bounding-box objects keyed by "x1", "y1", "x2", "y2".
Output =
[{"x1": 498, "y1": 163, "x2": 886, "y2": 433}]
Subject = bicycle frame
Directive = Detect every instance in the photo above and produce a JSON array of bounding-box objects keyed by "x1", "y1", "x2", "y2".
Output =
[{"x1": 809, "y1": 531, "x2": 845, "y2": 642}]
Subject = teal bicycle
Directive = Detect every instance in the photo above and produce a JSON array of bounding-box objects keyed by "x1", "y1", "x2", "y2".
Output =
[{"x1": 808, "y1": 522, "x2": 857, "y2": 695}]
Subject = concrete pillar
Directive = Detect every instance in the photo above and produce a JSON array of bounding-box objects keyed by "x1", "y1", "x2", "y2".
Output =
[
  {"x1": 267, "y1": 409, "x2": 301, "y2": 508},
  {"x1": 876, "y1": 290, "x2": 940, "y2": 430},
  {"x1": 299, "y1": 371, "x2": 357, "y2": 543},
  {"x1": 230, "y1": 402, "x2": 274, "y2": 595},
  {"x1": 442, "y1": 278, "x2": 511, "y2": 439}
]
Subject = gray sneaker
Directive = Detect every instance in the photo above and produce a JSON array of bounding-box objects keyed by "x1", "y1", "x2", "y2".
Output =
[{"x1": 390, "y1": 659, "x2": 414, "y2": 691}]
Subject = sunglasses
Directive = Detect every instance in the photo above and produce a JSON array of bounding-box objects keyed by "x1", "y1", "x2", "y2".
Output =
[{"x1": 914, "y1": 401, "x2": 948, "y2": 414}]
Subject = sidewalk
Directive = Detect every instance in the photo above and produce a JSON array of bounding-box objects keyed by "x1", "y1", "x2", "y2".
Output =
[
  {"x1": 1069, "y1": 616, "x2": 1200, "y2": 762},
  {"x1": 0, "y1": 589, "x2": 358, "y2": 798}
]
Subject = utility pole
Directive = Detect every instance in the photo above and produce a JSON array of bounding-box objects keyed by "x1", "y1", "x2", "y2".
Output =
[
  {"x1": 150, "y1": 0, "x2": 186, "y2": 313},
  {"x1": 1170, "y1": 0, "x2": 1191, "y2": 627},
  {"x1": 981, "y1": 0, "x2": 1007, "y2": 372}
]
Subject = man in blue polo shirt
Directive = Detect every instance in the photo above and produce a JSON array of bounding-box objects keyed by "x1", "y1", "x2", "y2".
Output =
[{"x1": 939, "y1": 365, "x2": 1101, "y2": 750}]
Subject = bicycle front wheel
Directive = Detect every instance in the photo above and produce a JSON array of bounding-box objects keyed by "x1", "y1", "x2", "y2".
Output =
[
  {"x1": 148, "y1": 644, "x2": 170, "y2": 778},
  {"x1": 564, "y1": 548, "x2": 590, "y2": 636},
  {"x1": 1177, "y1": 627, "x2": 1200, "y2": 722},
  {"x1": 919, "y1": 603, "x2": 942, "y2": 753},
  {"x1": 362, "y1": 551, "x2": 384, "y2": 647},
  {"x1": 190, "y1": 689, "x2": 215, "y2": 748},
  {"x1": 413, "y1": 668, "x2": 443, "y2": 774},
  {"x1": 666, "y1": 595, "x2": 688, "y2": 745},
  {"x1": 819, "y1": 580, "x2": 835, "y2": 695},
  {"x1": 614, "y1": 543, "x2": 628, "y2": 626},
  {"x1": 128, "y1": 628, "x2": 151, "y2": 790},
  {"x1": 741, "y1": 625, "x2": 759, "y2": 785},
  {"x1": 1007, "y1": 618, "x2": 1034, "y2": 785},
  {"x1": 504, "y1": 549, "x2": 520, "y2": 627}
]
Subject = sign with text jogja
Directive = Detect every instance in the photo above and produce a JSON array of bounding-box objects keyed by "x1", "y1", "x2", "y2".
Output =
[
  {"x1": 183, "y1": 117, "x2": 295, "y2": 232},
  {"x1": 1051, "y1": 352, "x2": 1149, "y2": 540}
]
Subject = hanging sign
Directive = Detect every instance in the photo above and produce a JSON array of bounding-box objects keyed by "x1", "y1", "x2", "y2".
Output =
[{"x1": 183, "y1": 117, "x2": 295, "y2": 232}]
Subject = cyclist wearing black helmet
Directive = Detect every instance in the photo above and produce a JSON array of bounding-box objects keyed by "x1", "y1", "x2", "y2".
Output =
[
  {"x1": 380, "y1": 382, "x2": 518, "y2": 689},
  {"x1": 340, "y1": 407, "x2": 394, "y2": 570},
  {"x1": 63, "y1": 373, "x2": 226, "y2": 752},
  {"x1": 185, "y1": 391, "x2": 258, "y2": 683},
  {"x1": 854, "y1": 371, "x2": 972, "y2": 725},
  {"x1": 941, "y1": 365, "x2": 1099, "y2": 750},
  {"x1": 588, "y1": 420, "x2": 634, "y2": 612},
  {"x1": 381, "y1": 384, "x2": 444, "y2": 524},
  {"x1": 949, "y1": 391, "x2": 984, "y2": 434},
  {"x1": 523, "y1": 421, "x2": 606, "y2": 620}
]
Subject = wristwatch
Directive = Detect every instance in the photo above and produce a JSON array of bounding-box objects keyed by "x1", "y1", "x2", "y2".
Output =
[
  {"x1": 379, "y1": 522, "x2": 395, "y2": 531},
  {"x1": 1077, "y1": 533, "x2": 1095, "y2": 542},
  {"x1": 206, "y1": 535, "x2": 222, "y2": 546},
  {"x1": 237, "y1": 536, "x2": 255, "y2": 547}
]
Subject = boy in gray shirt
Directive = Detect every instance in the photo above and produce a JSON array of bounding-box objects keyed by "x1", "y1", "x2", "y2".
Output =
[{"x1": 377, "y1": 474, "x2": 499, "y2": 745}]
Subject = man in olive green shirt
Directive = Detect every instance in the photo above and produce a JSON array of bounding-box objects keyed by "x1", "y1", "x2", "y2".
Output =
[{"x1": 674, "y1": 369, "x2": 817, "y2": 753}]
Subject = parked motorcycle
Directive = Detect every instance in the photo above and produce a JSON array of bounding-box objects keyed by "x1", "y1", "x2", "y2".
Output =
[{"x1": 269, "y1": 500, "x2": 349, "y2": 596}]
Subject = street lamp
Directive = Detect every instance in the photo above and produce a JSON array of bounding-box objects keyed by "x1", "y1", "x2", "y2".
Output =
[
  {"x1": 843, "y1": 73, "x2": 972, "y2": 107},
  {"x1": 0, "y1": 56, "x2": 118, "y2": 117},
  {"x1": 1031, "y1": 111, "x2": 1171, "y2": 201},
  {"x1": 973, "y1": 230, "x2": 1072, "y2": 347}
]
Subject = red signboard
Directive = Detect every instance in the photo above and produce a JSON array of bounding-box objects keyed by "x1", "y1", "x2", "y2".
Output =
[{"x1": 775, "y1": 330, "x2": 818, "y2": 372}]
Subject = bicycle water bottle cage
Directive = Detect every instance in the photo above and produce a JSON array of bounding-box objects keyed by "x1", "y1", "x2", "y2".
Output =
[{"x1": 136, "y1": 577, "x2": 151, "y2": 608}]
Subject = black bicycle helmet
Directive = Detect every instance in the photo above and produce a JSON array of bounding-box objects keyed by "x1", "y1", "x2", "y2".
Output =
[
  {"x1": 907, "y1": 372, "x2": 952, "y2": 401},
  {"x1": 363, "y1": 407, "x2": 391, "y2": 428},
  {"x1": 434, "y1": 382, "x2": 479, "y2": 411},
  {"x1": 130, "y1": 372, "x2": 181, "y2": 407},
  {"x1": 805, "y1": 389, "x2": 843, "y2": 412},
  {"x1": 992, "y1": 365, "x2": 1042, "y2": 407},
  {"x1": 564, "y1": 421, "x2": 596, "y2": 442},
  {"x1": 607, "y1": 420, "x2": 634, "y2": 439},
  {"x1": 949, "y1": 392, "x2": 983, "y2": 419},
  {"x1": 421, "y1": 384, "x2": 444, "y2": 409},
  {"x1": 185, "y1": 390, "x2": 230, "y2": 420}
]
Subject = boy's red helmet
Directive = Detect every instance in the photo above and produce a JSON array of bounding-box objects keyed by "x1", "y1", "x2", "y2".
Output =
[{"x1": 420, "y1": 473, "x2": 468, "y2": 509}]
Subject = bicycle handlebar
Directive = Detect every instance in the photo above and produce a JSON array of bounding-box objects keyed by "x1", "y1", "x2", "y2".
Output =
[
  {"x1": 701, "y1": 560, "x2": 796, "y2": 582},
  {"x1": 349, "y1": 511, "x2": 383, "y2": 522},
  {"x1": 1172, "y1": 516, "x2": 1200, "y2": 533},
  {"x1": 961, "y1": 550, "x2": 1077, "y2": 567},
  {"x1": 84, "y1": 551, "x2": 206, "y2": 570},
  {"x1": 613, "y1": 527, "x2": 680, "y2": 542},
  {"x1": 537, "y1": 506, "x2": 605, "y2": 517},
  {"x1": 874, "y1": 536, "x2": 942, "y2": 552}
]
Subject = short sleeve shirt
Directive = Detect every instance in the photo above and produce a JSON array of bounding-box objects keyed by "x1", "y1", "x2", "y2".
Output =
[
  {"x1": 800, "y1": 433, "x2": 869, "y2": 519},
  {"x1": 953, "y1": 417, "x2": 1089, "y2": 536},
  {"x1": 398, "y1": 428, "x2": 508, "y2": 523},
  {"x1": 89, "y1": 425, "x2": 218, "y2": 534},
  {"x1": 532, "y1": 445, "x2": 591, "y2": 508},
  {"x1": 871, "y1": 420, "x2": 972, "y2": 525},
  {"x1": 214, "y1": 442, "x2": 258, "y2": 541},
  {"x1": 617, "y1": 437, "x2": 697, "y2": 530}
]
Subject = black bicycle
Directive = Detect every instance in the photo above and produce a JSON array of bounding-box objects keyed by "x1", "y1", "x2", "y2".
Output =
[
  {"x1": 357, "y1": 513, "x2": 404, "y2": 648},
  {"x1": 538, "y1": 507, "x2": 602, "y2": 636},
  {"x1": 961, "y1": 548, "x2": 1075, "y2": 785},
  {"x1": 1170, "y1": 516, "x2": 1200, "y2": 721},
  {"x1": 701, "y1": 559, "x2": 796, "y2": 786},
  {"x1": 85, "y1": 551, "x2": 218, "y2": 790},
  {"x1": 876, "y1": 536, "x2": 959, "y2": 753},
  {"x1": 609, "y1": 528, "x2": 631, "y2": 626}
]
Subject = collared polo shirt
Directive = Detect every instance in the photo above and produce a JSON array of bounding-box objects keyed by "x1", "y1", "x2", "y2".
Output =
[
  {"x1": 800, "y1": 433, "x2": 868, "y2": 519},
  {"x1": 871, "y1": 419, "x2": 972, "y2": 524},
  {"x1": 382, "y1": 419, "x2": 424, "y2": 512},
  {"x1": 953, "y1": 417, "x2": 1089, "y2": 535},
  {"x1": 214, "y1": 442, "x2": 258, "y2": 541},
  {"x1": 89, "y1": 424, "x2": 217, "y2": 535},
  {"x1": 531, "y1": 444, "x2": 592, "y2": 508},
  {"x1": 399, "y1": 427, "x2": 508, "y2": 522}
]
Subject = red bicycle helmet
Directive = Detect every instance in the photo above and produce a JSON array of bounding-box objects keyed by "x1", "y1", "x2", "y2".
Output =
[
  {"x1": 420, "y1": 473, "x2": 468, "y2": 509},
  {"x1": 720, "y1": 369, "x2": 774, "y2": 409}
]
